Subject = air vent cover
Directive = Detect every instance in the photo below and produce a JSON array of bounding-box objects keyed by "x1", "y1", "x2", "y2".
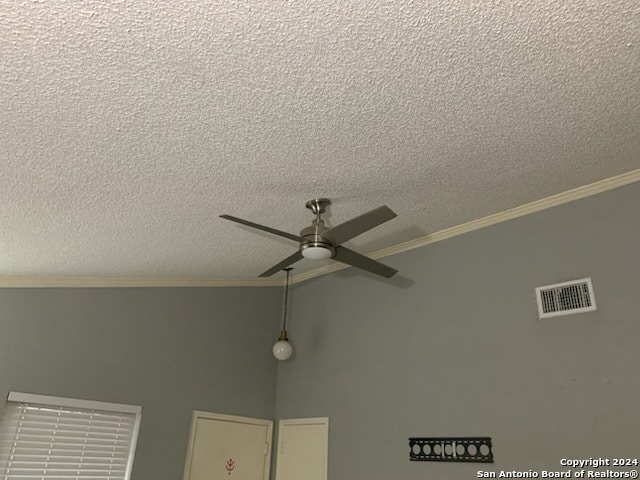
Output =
[{"x1": 535, "y1": 278, "x2": 596, "y2": 319}]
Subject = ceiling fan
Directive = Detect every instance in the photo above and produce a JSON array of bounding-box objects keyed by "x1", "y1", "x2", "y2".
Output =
[{"x1": 220, "y1": 198, "x2": 398, "y2": 278}]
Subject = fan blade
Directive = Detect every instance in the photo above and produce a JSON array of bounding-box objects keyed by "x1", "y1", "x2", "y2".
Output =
[
  {"x1": 323, "y1": 206, "x2": 397, "y2": 246},
  {"x1": 333, "y1": 247, "x2": 398, "y2": 278},
  {"x1": 220, "y1": 215, "x2": 302, "y2": 242},
  {"x1": 259, "y1": 251, "x2": 303, "y2": 277}
]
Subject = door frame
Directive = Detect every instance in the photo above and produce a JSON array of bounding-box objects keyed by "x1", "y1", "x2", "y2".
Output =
[
  {"x1": 275, "y1": 417, "x2": 329, "y2": 480},
  {"x1": 183, "y1": 411, "x2": 273, "y2": 480}
]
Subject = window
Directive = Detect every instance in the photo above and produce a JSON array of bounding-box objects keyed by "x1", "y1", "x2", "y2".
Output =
[{"x1": 0, "y1": 392, "x2": 142, "y2": 480}]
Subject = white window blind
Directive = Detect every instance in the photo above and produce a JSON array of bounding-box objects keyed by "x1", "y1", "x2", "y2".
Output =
[{"x1": 0, "y1": 393, "x2": 141, "y2": 480}]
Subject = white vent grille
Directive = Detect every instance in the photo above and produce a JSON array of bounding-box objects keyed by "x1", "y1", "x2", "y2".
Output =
[{"x1": 535, "y1": 277, "x2": 597, "y2": 319}]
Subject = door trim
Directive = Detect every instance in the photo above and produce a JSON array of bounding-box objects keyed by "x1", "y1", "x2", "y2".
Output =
[{"x1": 183, "y1": 411, "x2": 273, "y2": 480}]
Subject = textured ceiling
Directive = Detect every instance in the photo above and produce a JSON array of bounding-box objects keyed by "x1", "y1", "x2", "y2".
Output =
[{"x1": 1, "y1": 0, "x2": 639, "y2": 284}]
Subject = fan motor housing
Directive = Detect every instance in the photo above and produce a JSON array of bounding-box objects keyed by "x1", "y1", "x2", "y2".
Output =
[{"x1": 300, "y1": 223, "x2": 335, "y2": 258}]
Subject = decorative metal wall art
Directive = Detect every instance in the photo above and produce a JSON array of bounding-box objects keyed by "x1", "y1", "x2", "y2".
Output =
[{"x1": 409, "y1": 437, "x2": 493, "y2": 463}]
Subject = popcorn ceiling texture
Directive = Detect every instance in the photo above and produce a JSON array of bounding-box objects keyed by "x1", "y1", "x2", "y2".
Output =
[{"x1": 0, "y1": 0, "x2": 639, "y2": 280}]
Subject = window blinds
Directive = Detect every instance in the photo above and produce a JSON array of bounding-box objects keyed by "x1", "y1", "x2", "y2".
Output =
[{"x1": 0, "y1": 393, "x2": 141, "y2": 480}]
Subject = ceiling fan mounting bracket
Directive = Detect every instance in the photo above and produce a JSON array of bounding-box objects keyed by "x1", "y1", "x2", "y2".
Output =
[{"x1": 305, "y1": 198, "x2": 331, "y2": 215}]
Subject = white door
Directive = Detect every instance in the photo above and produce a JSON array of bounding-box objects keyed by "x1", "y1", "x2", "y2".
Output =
[
  {"x1": 183, "y1": 411, "x2": 273, "y2": 480},
  {"x1": 275, "y1": 417, "x2": 329, "y2": 480}
]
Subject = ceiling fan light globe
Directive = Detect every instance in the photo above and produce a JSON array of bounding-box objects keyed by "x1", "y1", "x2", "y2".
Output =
[
  {"x1": 301, "y1": 246, "x2": 333, "y2": 260},
  {"x1": 272, "y1": 340, "x2": 293, "y2": 361}
]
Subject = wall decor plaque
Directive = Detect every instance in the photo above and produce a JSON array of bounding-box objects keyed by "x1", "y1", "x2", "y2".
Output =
[{"x1": 409, "y1": 437, "x2": 493, "y2": 463}]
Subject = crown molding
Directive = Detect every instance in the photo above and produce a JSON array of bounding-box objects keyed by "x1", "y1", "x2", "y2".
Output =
[
  {"x1": 290, "y1": 168, "x2": 640, "y2": 284},
  {"x1": 2, "y1": 168, "x2": 639, "y2": 288},
  {"x1": 0, "y1": 276, "x2": 281, "y2": 288}
]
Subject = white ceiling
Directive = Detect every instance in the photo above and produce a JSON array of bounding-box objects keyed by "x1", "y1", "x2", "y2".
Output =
[{"x1": 1, "y1": 0, "x2": 639, "y2": 285}]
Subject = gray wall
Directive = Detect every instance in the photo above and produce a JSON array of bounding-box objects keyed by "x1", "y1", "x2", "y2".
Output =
[
  {"x1": 0, "y1": 287, "x2": 281, "y2": 480},
  {"x1": 275, "y1": 183, "x2": 640, "y2": 479},
  {"x1": 2, "y1": 183, "x2": 639, "y2": 480}
]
